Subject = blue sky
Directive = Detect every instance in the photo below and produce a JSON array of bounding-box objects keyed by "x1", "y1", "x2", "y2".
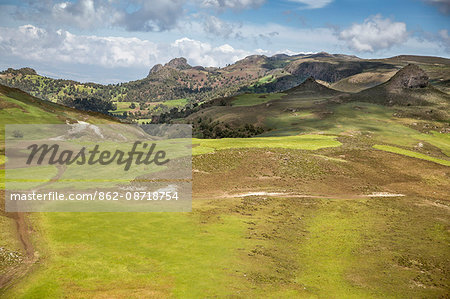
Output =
[{"x1": 0, "y1": 0, "x2": 448, "y2": 83}]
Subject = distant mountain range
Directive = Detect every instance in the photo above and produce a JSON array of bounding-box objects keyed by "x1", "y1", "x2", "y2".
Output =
[
  {"x1": 0, "y1": 53, "x2": 449, "y2": 121},
  {"x1": 0, "y1": 59, "x2": 448, "y2": 141}
]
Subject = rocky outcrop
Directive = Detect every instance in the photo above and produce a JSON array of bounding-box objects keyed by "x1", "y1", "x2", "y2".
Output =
[
  {"x1": 165, "y1": 57, "x2": 191, "y2": 70},
  {"x1": 147, "y1": 58, "x2": 191, "y2": 77},
  {"x1": 386, "y1": 64, "x2": 429, "y2": 89},
  {"x1": 349, "y1": 64, "x2": 446, "y2": 110}
]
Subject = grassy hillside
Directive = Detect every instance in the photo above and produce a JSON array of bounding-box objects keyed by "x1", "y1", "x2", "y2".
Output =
[
  {"x1": 0, "y1": 84, "x2": 118, "y2": 141},
  {"x1": 0, "y1": 84, "x2": 119, "y2": 290}
]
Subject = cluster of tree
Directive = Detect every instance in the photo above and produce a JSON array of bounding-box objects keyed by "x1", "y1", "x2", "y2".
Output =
[
  {"x1": 0, "y1": 74, "x2": 121, "y2": 103},
  {"x1": 122, "y1": 76, "x2": 217, "y2": 103},
  {"x1": 192, "y1": 118, "x2": 265, "y2": 139},
  {"x1": 151, "y1": 101, "x2": 266, "y2": 139},
  {"x1": 239, "y1": 75, "x2": 300, "y2": 94},
  {"x1": 58, "y1": 97, "x2": 116, "y2": 114},
  {"x1": 153, "y1": 96, "x2": 233, "y2": 124},
  {"x1": 152, "y1": 105, "x2": 198, "y2": 123}
]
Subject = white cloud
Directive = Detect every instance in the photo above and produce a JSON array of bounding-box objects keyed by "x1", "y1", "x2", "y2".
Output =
[
  {"x1": 0, "y1": 25, "x2": 252, "y2": 69},
  {"x1": 339, "y1": 15, "x2": 408, "y2": 52},
  {"x1": 200, "y1": 0, "x2": 265, "y2": 10},
  {"x1": 171, "y1": 37, "x2": 250, "y2": 66},
  {"x1": 117, "y1": 0, "x2": 186, "y2": 31},
  {"x1": 202, "y1": 16, "x2": 239, "y2": 38},
  {"x1": 181, "y1": 17, "x2": 340, "y2": 52},
  {"x1": 1, "y1": 21, "x2": 447, "y2": 84},
  {"x1": 0, "y1": 25, "x2": 159, "y2": 67},
  {"x1": 14, "y1": 0, "x2": 187, "y2": 32},
  {"x1": 51, "y1": 0, "x2": 121, "y2": 30},
  {"x1": 288, "y1": 0, "x2": 333, "y2": 9}
]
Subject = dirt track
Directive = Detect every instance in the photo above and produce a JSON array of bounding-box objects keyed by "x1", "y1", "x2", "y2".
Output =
[
  {"x1": 0, "y1": 166, "x2": 66, "y2": 291},
  {"x1": 0, "y1": 212, "x2": 35, "y2": 291}
]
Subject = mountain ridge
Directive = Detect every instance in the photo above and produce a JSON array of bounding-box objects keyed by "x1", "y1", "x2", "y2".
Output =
[{"x1": 1, "y1": 53, "x2": 448, "y2": 122}]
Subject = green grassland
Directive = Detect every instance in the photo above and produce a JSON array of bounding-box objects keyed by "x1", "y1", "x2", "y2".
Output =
[
  {"x1": 296, "y1": 196, "x2": 449, "y2": 298},
  {"x1": 0, "y1": 85, "x2": 118, "y2": 286},
  {"x1": 252, "y1": 75, "x2": 277, "y2": 87},
  {"x1": 374, "y1": 144, "x2": 450, "y2": 166},
  {"x1": 192, "y1": 134, "x2": 341, "y2": 155},
  {"x1": 109, "y1": 101, "x2": 141, "y2": 116},
  {"x1": 3, "y1": 145, "x2": 449, "y2": 298},
  {"x1": 112, "y1": 101, "x2": 136, "y2": 112},
  {"x1": 0, "y1": 94, "x2": 61, "y2": 127},
  {"x1": 6, "y1": 166, "x2": 59, "y2": 190},
  {"x1": 8, "y1": 211, "x2": 252, "y2": 298},
  {"x1": 164, "y1": 98, "x2": 188, "y2": 108},
  {"x1": 136, "y1": 118, "x2": 152, "y2": 124}
]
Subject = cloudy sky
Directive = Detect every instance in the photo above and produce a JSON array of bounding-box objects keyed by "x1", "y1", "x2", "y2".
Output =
[{"x1": 0, "y1": 0, "x2": 449, "y2": 83}]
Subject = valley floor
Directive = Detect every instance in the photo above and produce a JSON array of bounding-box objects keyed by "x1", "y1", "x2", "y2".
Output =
[{"x1": 1, "y1": 136, "x2": 449, "y2": 298}]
